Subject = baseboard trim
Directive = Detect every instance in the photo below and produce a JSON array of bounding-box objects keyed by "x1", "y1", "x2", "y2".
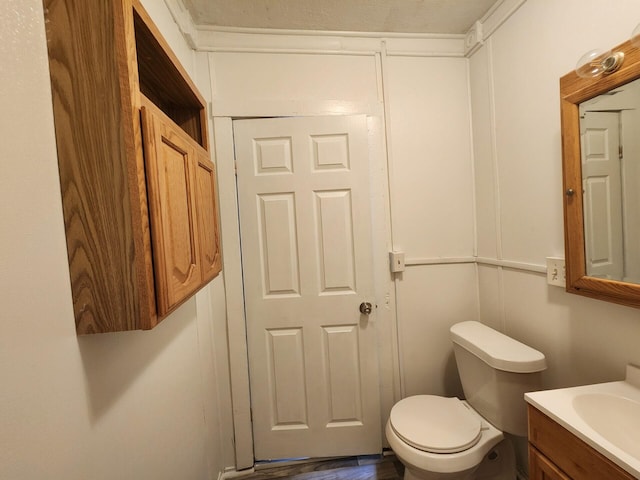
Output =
[{"x1": 219, "y1": 467, "x2": 255, "y2": 479}]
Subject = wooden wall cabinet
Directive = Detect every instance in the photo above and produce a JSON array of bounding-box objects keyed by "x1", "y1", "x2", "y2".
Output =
[
  {"x1": 43, "y1": 0, "x2": 221, "y2": 334},
  {"x1": 528, "y1": 406, "x2": 635, "y2": 480}
]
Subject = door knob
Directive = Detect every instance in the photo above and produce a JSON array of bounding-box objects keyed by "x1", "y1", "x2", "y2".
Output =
[{"x1": 359, "y1": 302, "x2": 373, "y2": 315}]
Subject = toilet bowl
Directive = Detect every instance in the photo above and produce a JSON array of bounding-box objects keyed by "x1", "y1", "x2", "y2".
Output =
[
  {"x1": 386, "y1": 321, "x2": 546, "y2": 480},
  {"x1": 386, "y1": 396, "x2": 504, "y2": 480}
]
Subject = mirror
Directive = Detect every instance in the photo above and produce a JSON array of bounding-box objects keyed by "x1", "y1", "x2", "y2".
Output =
[
  {"x1": 580, "y1": 79, "x2": 640, "y2": 283},
  {"x1": 562, "y1": 37, "x2": 640, "y2": 307}
]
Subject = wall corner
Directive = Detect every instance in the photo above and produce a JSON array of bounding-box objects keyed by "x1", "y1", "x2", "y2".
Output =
[
  {"x1": 163, "y1": 0, "x2": 199, "y2": 49},
  {"x1": 464, "y1": 21, "x2": 484, "y2": 57}
]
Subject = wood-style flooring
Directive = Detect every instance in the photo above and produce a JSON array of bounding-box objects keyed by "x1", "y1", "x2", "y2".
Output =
[{"x1": 235, "y1": 455, "x2": 404, "y2": 480}]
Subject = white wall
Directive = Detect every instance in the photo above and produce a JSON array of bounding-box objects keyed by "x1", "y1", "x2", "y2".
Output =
[
  {"x1": 470, "y1": 0, "x2": 640, "y2": 391},
  {"x1": 470, "y1": 7, "x2": 640, "y2": 469},
  {"x1": 0, "y1": 1, "x2": 233, "y2": 479},
  {"x1": 384, "y1": 54, "x2": 477, "y2": 398}
]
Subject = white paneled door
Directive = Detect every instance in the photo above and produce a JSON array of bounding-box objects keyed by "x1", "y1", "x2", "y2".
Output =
[
  {"x1": 233, "y1": 116, "x2": 381, "y2": 461},
  {"x1": 581, "y1": 111, "x2": 624, "y2": 279}
]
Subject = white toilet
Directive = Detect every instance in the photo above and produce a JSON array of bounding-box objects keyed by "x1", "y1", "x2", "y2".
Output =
[{"x1": 386, "y1": 321, "x2": 547, "y2": 480}]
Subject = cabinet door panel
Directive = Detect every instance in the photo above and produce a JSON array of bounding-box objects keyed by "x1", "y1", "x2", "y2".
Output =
[
  {"x1": 195, "y1": 151, "x2": 223, "y2": 282},
  {"x1": 141, "y1": 106, "x2": 202, "y2": 315},
  {"x1": 530, "y1": 447, "x2": 570, "y2": 480}
]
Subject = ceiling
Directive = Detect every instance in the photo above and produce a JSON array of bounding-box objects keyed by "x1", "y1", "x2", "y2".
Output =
[{"x1": 182, "y1": 0, "x2": 499, "y2": 35}]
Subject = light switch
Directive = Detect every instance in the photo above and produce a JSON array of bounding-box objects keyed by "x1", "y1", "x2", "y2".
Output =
[
  {"x1": 389, "y1": 251, "x2": 405, "y2": 273},
  {"x1": 546, "y1": 257, "x2": 565, "y2": 287}
]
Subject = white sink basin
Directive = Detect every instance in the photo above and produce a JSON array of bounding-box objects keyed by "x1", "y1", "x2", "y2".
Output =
[
  {"x1": 526, "y1": 364, "x2": 640, "y2": 478},
  {"x1": 573, "y1": 392, "x2": 640, "y2": 459}
]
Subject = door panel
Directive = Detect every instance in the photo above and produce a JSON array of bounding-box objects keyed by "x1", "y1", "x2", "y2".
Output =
[
  {"x1": 266, "y1": 328, "x2": 308, "y2": 428},
  {"x1": 322, "y1": 325, "x2": 363, "y2": 425},
  {"x1": 315, "y1": 190, "x2": 356, "y2": 292},
  {"x1": 258, "y1": 193, "x2": 300, "y2": 296},
  {"x1": 141, "y1": 106, "x2": 201, "y2": 314},
  {"x1": 233, "y1": 115, "x2": 380, "y2": 460},
  {"x1": 530, "y1": 447, "x2": 570, "y2": 480}
]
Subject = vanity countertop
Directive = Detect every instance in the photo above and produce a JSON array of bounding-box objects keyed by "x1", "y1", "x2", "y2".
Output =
[{"x1": 525, "y1": 364, "x2": 640, "y2": 478}]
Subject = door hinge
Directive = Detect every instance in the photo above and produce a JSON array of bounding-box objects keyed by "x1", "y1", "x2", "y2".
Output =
[{"x1": 619, "y1": 144, "x2": 623, "y2": 160}]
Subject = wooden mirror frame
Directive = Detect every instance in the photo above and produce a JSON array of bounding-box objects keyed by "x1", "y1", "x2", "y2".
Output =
[{"x1": 562, "y1": 37, "x2": 640, "y2": 308}]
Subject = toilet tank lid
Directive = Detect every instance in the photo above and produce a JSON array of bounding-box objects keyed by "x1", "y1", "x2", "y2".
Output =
[{"x1": 450, "y1": 321, "x2": 547, "y2": 373}]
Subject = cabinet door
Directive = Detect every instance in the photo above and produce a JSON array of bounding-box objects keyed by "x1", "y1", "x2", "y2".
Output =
[
  {"x1": 195, "y1": 150, "x2": 223, "y2": 282},
  {"x1": 141, "y1": 106, "x2": 202, "y2": 315},
  {"x1": 530, "y1": 446, "x2": 571, "y2": 480}
]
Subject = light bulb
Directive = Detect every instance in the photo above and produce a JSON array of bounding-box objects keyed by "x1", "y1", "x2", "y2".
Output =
[{"x1": 575, "y1": 49, "x2": 613, "y2": 78}]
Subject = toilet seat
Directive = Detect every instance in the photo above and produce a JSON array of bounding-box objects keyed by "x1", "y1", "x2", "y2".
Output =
[
  {"x1": 385, "y1": 398, "x2": 505, "y2": 475},
  {"x1": 389, "y1": 395, "x2": 482, "y2": 454}
]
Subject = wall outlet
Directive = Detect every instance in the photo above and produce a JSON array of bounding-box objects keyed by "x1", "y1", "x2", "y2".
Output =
[{"x1": 546, "y1": 257, "x2": 565, "y2": 287}]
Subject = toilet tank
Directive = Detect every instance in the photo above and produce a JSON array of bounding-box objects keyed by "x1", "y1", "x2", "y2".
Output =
[{"x1": 450, "y1": 321, "x2": 547, "y2": 437}]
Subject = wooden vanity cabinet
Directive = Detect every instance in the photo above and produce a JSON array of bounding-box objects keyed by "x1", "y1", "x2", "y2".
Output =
[
  {"x1": 43, "y1": 0, "x2": 221, "y2": 334},
  {"x1": 528, "y1": 405, "x2": 635, "y2": 480}
]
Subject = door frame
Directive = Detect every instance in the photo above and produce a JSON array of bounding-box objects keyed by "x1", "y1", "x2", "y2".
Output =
[{"x1": 213, "y1": 114, "x2": 399, "y2": 470}]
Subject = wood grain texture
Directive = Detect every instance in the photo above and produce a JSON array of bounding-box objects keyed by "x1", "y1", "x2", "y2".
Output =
[
  {"x1": 528, "y1": 406, "x2": 635, "y2": 480},
  {"x1": 140, "y1": 96, "x2": 221, "y2": 316},
  {"x1": 132, "y1": 1, "x2": 206, "y2": 146},
  {"x1": 141, "y1": 101, "x2": 202, "y2": 316},
  {"x1": 196, "y1": 151, "x2": 223, "y2": 283},
  {"x1": 120, "y1": 0, "x2": 159, "y2": 329},
  {"x1": 530, "y1": 446, "x2": 571, "y2": 480},
  {"x1": 44, "y1": 0, "x2": 155, "y2": 333},
  {"x1": 44, "y1": 0, "x2": 214, "y2": 333},
  {"x1": 560, "y1": 37, "x2": 640, "y2": 309}
]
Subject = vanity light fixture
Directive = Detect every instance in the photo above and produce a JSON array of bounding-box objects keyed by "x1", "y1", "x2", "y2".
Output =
[
  {"x1": 574, "y1": 21, "x2": 640, "y2": 78},
  {"x1": 575, "y1": 49, "x2": 624, "y2": 78}
]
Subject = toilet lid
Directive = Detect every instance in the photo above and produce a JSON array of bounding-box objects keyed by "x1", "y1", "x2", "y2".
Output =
[{"x1": 389, "y1": 395, "x2": 482, "y2": 454}]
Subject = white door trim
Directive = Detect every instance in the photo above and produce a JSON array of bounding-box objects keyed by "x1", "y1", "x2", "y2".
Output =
[{"x1": 213, "y1": 117, "x2": 255, "y2": 469}]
